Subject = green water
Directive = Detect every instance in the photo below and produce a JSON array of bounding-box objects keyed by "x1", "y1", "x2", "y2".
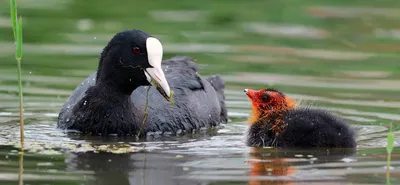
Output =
[{"x1": 0, "y1": 0, "x2": 400, "y2": 184}]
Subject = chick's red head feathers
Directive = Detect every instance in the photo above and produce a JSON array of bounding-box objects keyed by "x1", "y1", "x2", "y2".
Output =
[{"x1": 244, "y1": 88, "x2": 296, "y2": 124}]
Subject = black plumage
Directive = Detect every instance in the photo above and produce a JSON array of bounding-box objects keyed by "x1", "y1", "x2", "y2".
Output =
[
  {"x1": 244, "y1": 88, "x2": 356, "y2": 148},
  {"x1": 247, "y1": 108, "x2": 357, "y2": 148},
  {"x1": 57, "y1": 30, "x2": 227, "y2": 137}
]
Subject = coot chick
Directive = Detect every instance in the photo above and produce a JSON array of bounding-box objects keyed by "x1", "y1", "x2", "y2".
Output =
[
  {"x1": 244, "y1": 88, "x2": 356, "y2": 148},
  {"x1": 57, "y1": 30, "x2": 227, "y2": 136}
]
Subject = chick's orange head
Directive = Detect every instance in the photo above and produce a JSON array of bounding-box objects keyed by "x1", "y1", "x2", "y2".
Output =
[
  {"x1": 245, "y1": 88, "x2": 270, "y2": 107},
  {"x1": 245, "y1": 88, "x2": 291, "y2": 107},
  {"x1": 244, "y1": 88, "x2": 296, "y2": 124}
]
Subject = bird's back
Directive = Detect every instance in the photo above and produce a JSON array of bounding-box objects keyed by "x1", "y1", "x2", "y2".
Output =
[
  {"x1": 247, "y1": 107, "x2": 356, "y2": 148},
  {"x1": 58, "y1": 56, "x2": 227, "y2": 134},
  {"x1": 281, "y1": 108, "x2": 356, "y2": 148},
  {"x1": 132, "y1": 56, "x2": 227, "y2": 134}
]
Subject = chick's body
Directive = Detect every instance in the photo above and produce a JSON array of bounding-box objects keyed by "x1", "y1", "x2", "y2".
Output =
[{"x1": 245, "y1": 88, "x2": 356, "y2": 148}]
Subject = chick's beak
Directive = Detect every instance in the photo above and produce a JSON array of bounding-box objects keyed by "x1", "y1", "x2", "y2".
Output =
[
  {"x1": 244, "y1": 88, "x2": 257, "y2": 100},
  {"x1": 144, "y1": 37, "x2": 171, "y2": 102}
]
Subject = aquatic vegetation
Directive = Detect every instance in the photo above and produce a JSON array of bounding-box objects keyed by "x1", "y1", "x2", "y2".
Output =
[
  {"x1": 386, "y1": 122, "x2": 395, "y2": 185},
  {"x1": 0, "y1": 1, "x2": 400, "y2": 184},
  {"x1": 138, "y1": 84, "x2": 152, "y2": 138},
  {"x1": 138, "y1": 84, "x2": 175, "y2": 137},
  {"x1": 9, "y1": 1, "x2": 25, "y2": 185},
  {"x1": 9, "y1": 0, "x2": 24, "y2": 145}
]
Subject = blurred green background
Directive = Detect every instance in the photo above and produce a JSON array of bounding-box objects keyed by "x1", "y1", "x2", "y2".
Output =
[
  {"x1": 2, "y1": 0, "x2": 400, "y2": 77},
  {"x1": 1, "y1": 0, "x2": 400, "y2": 125},
  {"x1": 0, "y1": 0, "x2": 400, "y2": 184}
]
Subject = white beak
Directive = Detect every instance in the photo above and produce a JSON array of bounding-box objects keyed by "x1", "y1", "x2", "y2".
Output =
[{"x1": 144, "y1": 37, "x2": 171, "y2": 101}]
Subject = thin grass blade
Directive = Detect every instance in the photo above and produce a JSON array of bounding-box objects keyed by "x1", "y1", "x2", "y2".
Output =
[
  {"x1": 16, "y1": 16, "x2": 23, "y2": 59},
  {"x1": 9, "y1": 0, "x2": 17, "y2": 39},
  {"x1": 387, "y1": 123, "x2": 394, "y2": 154},
  {"x1": 9, "y1": 0, "x2": 25, "y2": 145}
]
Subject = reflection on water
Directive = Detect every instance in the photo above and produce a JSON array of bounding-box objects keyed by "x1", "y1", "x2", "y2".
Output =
[
  {"x1": 1, "y1": 0, "x2": 400, "y2": 184},
  {"x1": 3, "y1": 140, "x2": 397, "y2": 185},
  {"x1": 0, "y1": 79, "x2": 400, "y2": 184},
  {"x1": 0, "y1": 118, "x2": 399, "y2": 184},
  {"x1": 1, "y1": 76, "x2": 400, "y2": 184}
]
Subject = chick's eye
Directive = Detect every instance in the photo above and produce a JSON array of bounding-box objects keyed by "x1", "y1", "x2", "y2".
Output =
[
  {"x1": 133, "y1": 47, "x2": 141, "y2": 54},
  {"x1": 261, "y1": 95, "x2": 269, "y2": 101}
]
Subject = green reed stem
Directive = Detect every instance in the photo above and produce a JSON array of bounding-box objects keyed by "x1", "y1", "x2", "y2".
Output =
[
  {"x1": 386, "y1": 122, "x2": 394, "y2": 185},
  {"x1": 10, "y1": 0, "x2": 17, "y2": 38},
  {"x1": 9, "y1": 0, "x2": 25, "y2": 145},
  {"x1": 137, "y1": 84, "x2": 152, "y2": 138},
  {"x1": 18, "y1": 150, "x2": 24, "y2": 185}
]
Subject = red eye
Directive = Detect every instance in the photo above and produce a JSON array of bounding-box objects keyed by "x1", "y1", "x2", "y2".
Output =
[{"x1": 133, "y1": 47, "x2": 140, "y2": 54}]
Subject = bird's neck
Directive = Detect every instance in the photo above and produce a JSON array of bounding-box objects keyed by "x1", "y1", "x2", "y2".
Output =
[
  {"x1": 73, "y1": 84, "x2": 142, "y2": 136},
  {"x1": 248, "y1": 108, "x2": 288, "y2": 135},
  {"x1": 248, "y1": 106, "x2": 286, "y2": 124},
  {"x1": 96, "y1": 46, "x2": 145, "y2": 94},
  {"x1": 97, "y1": 77, "x2": 142, "y2": 95},
  {"x1": 248, "y1": 99, "x2": 297, "y2": 135},
  {"x1": 248, "y1": 96, "x2": 297, "y2": 125}
]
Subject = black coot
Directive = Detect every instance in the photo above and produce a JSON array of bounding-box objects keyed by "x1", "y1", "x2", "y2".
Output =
[
  {"x1": 244, "y1": 88, "x2": 356, "y2": 148},
  {"x1": 57, "y1": 30, "x2": 227, "y2": 136}
]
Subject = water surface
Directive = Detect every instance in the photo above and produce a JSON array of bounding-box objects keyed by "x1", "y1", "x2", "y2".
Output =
[{"x1": 1, "y1": 0, "x2": 400, "y2": 184}]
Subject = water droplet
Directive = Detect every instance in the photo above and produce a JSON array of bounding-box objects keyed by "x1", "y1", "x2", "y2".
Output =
[
  {"x1": 384, "y1": 166, "x2": 395, "y2": 170},
  {"x1": 129, "y1": 79, "x2": 132, "y2": 81},
  {"x1": 83, "y1": 100, "x2": 87, "y2": 105},
  {"x1": 66, "y1": 118, "x2": 70, "y2": 122},
  {"x1": 29, "y1": 72, "x2": 32, "y2": 75},
  {"x1": 208, "y1": 114, "x2": 211, "y2": 118},
  {"x1": 342, "y1": 158, "x2": 355, "y2": 163},
  {"x1": 104, "y1": 113, "x2": 110, "y2": 118},
  {"x1": 67, "y1": 105, "x2": 71, "y2": 109},
  {"x1": 94, "y1": 37, "x2": 97, "y2": 40}
]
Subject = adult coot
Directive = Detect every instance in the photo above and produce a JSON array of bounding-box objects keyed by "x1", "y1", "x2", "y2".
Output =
[
  {"x1": 57, "y1": 30, "x2": 227, "y2": 136},
  {"x1": 244, "y1": 88, "x2": 356, "y2": 148}
]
